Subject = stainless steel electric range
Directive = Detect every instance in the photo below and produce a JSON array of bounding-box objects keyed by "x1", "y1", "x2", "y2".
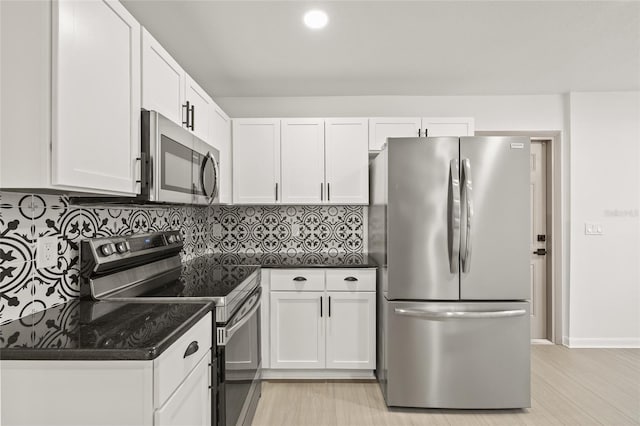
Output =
[{"x1": 80, "y1": 230, "x2": 262, "y2": 426}]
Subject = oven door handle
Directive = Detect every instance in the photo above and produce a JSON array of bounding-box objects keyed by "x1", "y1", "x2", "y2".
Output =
[{"x1": 225, "y1": 288, "x2": 262, "y2": 341}]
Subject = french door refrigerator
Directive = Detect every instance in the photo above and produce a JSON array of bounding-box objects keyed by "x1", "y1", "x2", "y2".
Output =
[{"x1": 369, "y1": 136, "x2": 531, "y2": 409}]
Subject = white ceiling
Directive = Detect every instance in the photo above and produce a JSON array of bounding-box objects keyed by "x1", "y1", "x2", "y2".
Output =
[{"x1": 121, "y1": 1, "x2": 640, "y2": 98}]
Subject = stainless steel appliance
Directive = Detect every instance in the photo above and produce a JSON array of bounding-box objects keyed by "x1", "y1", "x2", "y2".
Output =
[
  {"x1": 369, "y1": 136, "x2": 531, "y2": 409},
  {"x1": 80, "y1": 231, "x2": 261, "y2": 426}
]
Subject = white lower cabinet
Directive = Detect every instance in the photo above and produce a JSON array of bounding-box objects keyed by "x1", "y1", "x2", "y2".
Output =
[
  {"x1": 0, "y1": 313, "x2": 212, "y2": 426},
  {"x1": 265, "y1": 269, "x2": 376, "y2": 378},
  {"x1": 270, "y1": 291, "x2": 325, "y2": 369},
  {"x1": 154, "y1": 354, "x2": 211, "y2": 426},
  {"x1": 326, "y1": 292, "x2": 376, "y2": 370}
]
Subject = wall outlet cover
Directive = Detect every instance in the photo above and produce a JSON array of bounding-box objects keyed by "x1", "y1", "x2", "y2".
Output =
[{"x1": 36, "y1": 236, "x2": 58, "y2": 268}]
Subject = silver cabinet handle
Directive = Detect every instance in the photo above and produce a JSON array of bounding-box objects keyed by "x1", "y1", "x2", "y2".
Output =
[
  {"x1": 183, "y1": 341, "x2": 199, "y2": 358},
  {"x1": 461, "y1": 158, "x2": 473, "y2": 273},
  {"x1": 449, "y1": 159, "x2": 460, "y2": 273},
  {"x1": 394, "y1": 308, "x2": 526, "y2": 319}
]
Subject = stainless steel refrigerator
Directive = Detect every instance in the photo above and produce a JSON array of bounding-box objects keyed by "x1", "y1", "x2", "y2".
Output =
[{"x1": 369, "y1": 136, "x2": 531, "y2": 409}]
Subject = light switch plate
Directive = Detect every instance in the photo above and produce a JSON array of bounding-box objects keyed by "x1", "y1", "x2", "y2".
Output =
[
  {"x1": 292, "y1": 224, "x2": 300, "y2": 237},
  {"x1": 212, "y1": 224, "x2": 222, "y2": 236},
  {"x1": 584, "y1": 222, "x2": 604, "y2": 235},
  {"x1": 36, "y1": 236, "x2": 58, "y2": 268}
]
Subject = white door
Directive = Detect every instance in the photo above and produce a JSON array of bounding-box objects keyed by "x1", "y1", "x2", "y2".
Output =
[
  {"x1": 530, "y1": 140, "x2": 548, "y2": 339},
  {"x1": 154, "y1": 354, "x2": 210, "y2": 426},
  {"x1": 232, "y1": 119, "x2": 281, "y2": 204},
  {"x1": 421, "y1": 117, "x2": 475, "y2": 137},
  {"x1": 211, "y1": 103, "x2": 232, "y2": 203},
  {"x1": 325, "y1": 118, "x2": 369, "y2": 204},
  {"x1": 141, "y1": 28, "x2": 185, "y2": 126},
  {"x1": 270, "y1": 292, "x2": 325, "y2": 369},
  {"x1": 185, "y1": 74, "x2": 213, "y2": 144},
  {"x1": 326, "y1": 292, "x2": 376, "y2": 369},
  {"x1": 52, "y1": 0, "x2": 140, "y2": 195},
  {"x1": 368, "y1": 117, "x2": 421, "y2": 151},
  {"x1": 281, "y1": 119, "x2": 325, "y2": 204}
]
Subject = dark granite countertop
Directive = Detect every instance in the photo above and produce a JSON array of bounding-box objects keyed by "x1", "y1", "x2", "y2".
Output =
[
  {"x1": 205, "y1": 252, "x2": 377, "y2": 268},
  {"x1": 0, "y1": 300, "x2": 213, "y2": 361}
]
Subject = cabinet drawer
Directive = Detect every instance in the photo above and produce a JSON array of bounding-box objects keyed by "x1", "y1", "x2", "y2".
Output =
[
  {"x1": 270, "y1": 269, "x2": 325, "y2": 291},
  {"x1": 326, "y1": 269, "x2": 376, "y2": 291},
  {"x1": 154, "y1": 312, "x2": 212, "y2": 408}
]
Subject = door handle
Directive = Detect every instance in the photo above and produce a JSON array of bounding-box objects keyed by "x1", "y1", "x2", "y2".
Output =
[
  {"x1": 183, "y1": 341, "x2": 199, "y2": 358},
  {"x1": 320, "y1": 296, "x2": 323, "y2": 318},
  {"x1": 448, "y1": 159, "x2": 460, "y2": 274},
  {"x1": 328, "y1": 296, "x2": 331, "y2": 317},
  {"x1": 189, "y1": 104, "x2": 195, "y2": 130},
  {"x1": 394, "y1": 308, "x2": 526, "y2": 319},
  {"x1": 182, "y1": 101, "x2": 190, "y2": 128},
  {"x1": 461, "y1": 158, "x2": 473, "y2": 273}
]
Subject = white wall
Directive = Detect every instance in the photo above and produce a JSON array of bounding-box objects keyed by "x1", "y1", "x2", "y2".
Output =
[
  {"x1": 217, "y1": 94, "x2": 565, "y2": 132},
  {"x1": 568, "y1": 91, "x2": 640, "y2": 347}
]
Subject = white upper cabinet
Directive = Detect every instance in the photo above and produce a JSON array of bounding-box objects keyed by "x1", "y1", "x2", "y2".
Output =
[
  {"x1": 368, "y1": 117, "x2": 475, "y2": 151},
  {"x1": 232, "y1": 119, "x2": 281, "y2": 204},
  {"x1": 281, "y1": 119, "x2": 325, "y2": 204},
  {"x1": 185, "y1": 75, "x2": 214, "y2": 145},
  {"x1": 141, "y1": 28, "x2": 186, "y2": 126},
  {"x1": 368, "y1": 117, "x2": 421, "y2": 151},
  {"x1": 421, "y1": 117, "x2": 475, "y2": 137},
  {"x1": 1, "y1": 0, "x2": 141, "y2": 195},
  {"x1": 52, "y1": 0, "x2": 141, "y2": 194},
  {"x1": 211, "y1": 102, "x2": 232, "y2": 204},
  {"x1": 324, "y1": 118, "x2": 369, "y2": 204}
]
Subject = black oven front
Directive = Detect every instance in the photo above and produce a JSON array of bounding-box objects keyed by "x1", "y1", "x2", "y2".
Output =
[{"x1": 216, "y1": 286, "x2": 262, "y2": 426}]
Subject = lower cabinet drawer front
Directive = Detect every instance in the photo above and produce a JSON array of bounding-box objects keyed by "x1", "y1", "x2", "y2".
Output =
[
  {"x1": 270, "y1": 269, "x2": 325, "y2": 291},
  {"x1": 154, "y1": 312, "x2": 212, "y2": 408},
  {"x1": 326, "y1": 269, "x2": 376, "y2": 291},
  {"x1": 154, "y1": 353, "x2": 211, "y2": 426}
]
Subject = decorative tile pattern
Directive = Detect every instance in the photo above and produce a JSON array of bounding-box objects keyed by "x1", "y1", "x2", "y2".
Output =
[
  {"x1": 0, "y1": 190, "x2": 365, "y2": 325},
  {"x1": 213, "y1": 205, "x2": 364, "y2": 256}
]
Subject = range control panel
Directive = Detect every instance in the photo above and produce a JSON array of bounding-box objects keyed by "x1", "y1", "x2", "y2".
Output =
[{"x1": 90, "y1": 230, "x2": 183, "y2": 260}]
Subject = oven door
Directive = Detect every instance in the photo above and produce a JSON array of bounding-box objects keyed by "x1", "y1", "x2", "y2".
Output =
[{"x1": 217, "y1": 286, "x2": 261, "y2": 426}]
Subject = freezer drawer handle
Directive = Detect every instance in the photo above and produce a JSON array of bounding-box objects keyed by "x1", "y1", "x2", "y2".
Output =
[{"x1": 394, "y1": 308, "x2": 526, "y2": 319}]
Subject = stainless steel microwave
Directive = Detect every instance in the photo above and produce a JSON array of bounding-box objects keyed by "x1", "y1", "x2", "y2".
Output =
[{"x1": 140, "y1": 110, "x2": 219, "y2": 205}]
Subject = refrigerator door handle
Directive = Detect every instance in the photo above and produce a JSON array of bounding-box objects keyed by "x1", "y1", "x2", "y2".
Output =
[
  {"x1": 448, "y1": 159, "x2": 461, "y2": 273},
  {"x1": 394, "y1": 308, "x2": 526, "y2": 319},
  {"x1": 461, "y1": 158, "x2": 474, "y2": 273}
]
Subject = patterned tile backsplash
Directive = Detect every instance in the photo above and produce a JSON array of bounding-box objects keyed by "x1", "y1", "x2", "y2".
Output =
[{"x1": 0, "y1": 191, "x2": 365, "y2": 324}]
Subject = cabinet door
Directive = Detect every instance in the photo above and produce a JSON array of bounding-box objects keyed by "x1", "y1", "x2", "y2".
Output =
[
  {"x1": 325, "y1": 118, "x2": 369, "y2": 204},
  {"x1": 185, "y1": 74, "x2": 213, "y2": 144},
  {"x1": 52, "y1": 0, "x2": 140, "y2": 195},
  {"x1": 421, "y1": 117, "x2": 475, "y2": 137},
  {"x1": 270, "y1": 292, "x2": 324, "y2": 369},
  {"x1": 232, "y1": 119, "x2": 281, "y2": 204},
  {"x1": 281, "y1": 119, "x2": 325, "y2": 204},
  {"x1": 326, "y1": 292, "x2": 376, "y2": 370},
  {"x1": 141, "y1": 28, "x2": 185, "y2": 126},
  {"x1": 212, "y1": 102, "x2": 232, "y2": 203},
  {"x1": 154, "y1": 354, "x2": 211, "y2": 426},
  {"x1": 368, "y1": 117, "x2": 421, "y2": 151}
]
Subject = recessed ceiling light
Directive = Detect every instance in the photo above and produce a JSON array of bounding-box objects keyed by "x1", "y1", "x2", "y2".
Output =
[{"x1": 304, "y1": 10, "x2": 328, "y2": 30}]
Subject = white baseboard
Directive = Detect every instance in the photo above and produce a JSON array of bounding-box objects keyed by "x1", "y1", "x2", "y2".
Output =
[
  {"x1": 564, "y1": 337, "x2": 640, "y2": 348},
  {"x1": 262, "y1": 369, "x2": 375, "y2": 380},
  {"x1": 531, "y1": 339, "x2": 554, "y2": 345}
]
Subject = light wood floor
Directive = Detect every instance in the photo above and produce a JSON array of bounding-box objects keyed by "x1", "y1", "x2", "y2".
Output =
[{"x1": 252, "y1": 346, "x2": 640, "y2": 425}]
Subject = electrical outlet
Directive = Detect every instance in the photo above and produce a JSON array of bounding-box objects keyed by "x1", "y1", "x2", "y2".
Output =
[
  {"x1": 212, "y1": 224, "x2": 222, "y2": 236},
  {"x1": 36, "y1": 236, "x2": 58, "y2": 268},
  {"x1": 292, "y1": 224, "x2": 300, "y2": 237},
  {"x1": 584, "y1": 222, "x2": 604, "y2": 236}
]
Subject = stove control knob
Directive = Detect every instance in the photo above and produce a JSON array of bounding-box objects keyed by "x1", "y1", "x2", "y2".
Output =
[
  {"x1": 175, "y1": 234, "x2": 182, "y2": 242},
  {"x1": 115, "y1": 242, "x2": 129, "y2": 254},
  {"x1": 99, "y1": 244, "x2": 114, "y2": 257},
  {"x1": 167, "y1": 235, "x2": 176, "y2": 244}
]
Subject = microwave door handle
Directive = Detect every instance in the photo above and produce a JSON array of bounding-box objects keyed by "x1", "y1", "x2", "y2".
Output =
[{"x1": 200, "y1": 152, "x2": 219, "y2": 203}]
